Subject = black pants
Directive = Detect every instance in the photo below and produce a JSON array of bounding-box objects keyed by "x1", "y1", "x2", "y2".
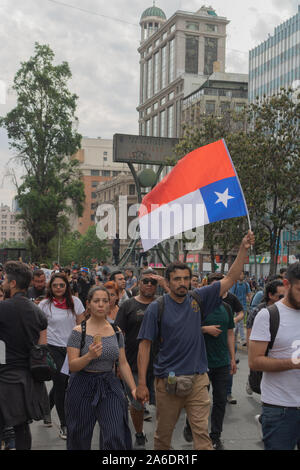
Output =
[
  {"x1": 207, "y1": 365, "x2": 229, "y2": 440},
  {"x1": 47, "y1": 345, "x2": 69, "y2": 427},
  {"x1": 0, "y1": 423, "x2": 32, "y2": 450}
]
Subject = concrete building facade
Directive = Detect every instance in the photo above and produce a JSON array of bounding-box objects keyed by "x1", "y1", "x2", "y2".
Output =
[
  {"x1": 137, "y1": 5, "x2": 229, "y2": 141},
  {"x1": 0, "y1": 204, "x2": 27, "y2": 243},
  {"x1": 71, "y1": 137, "x2": 132, "y2": 234},
  {"x1": 95, "y1": 174, "x2": 139, "y2": 262},
  {"x1": 181, "y1": 71, "x2": 248, "y2": 130}
]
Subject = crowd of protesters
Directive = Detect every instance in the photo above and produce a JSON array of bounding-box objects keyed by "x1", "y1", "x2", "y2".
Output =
[{"x1": 0, "y1": 238, "x2": 300, "y2": 451}]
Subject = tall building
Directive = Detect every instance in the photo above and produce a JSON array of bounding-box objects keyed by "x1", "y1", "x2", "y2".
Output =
[
  {"x1": 0, "y1": 204, "x2": 27, "y2": 243},
  {"x1": 249, "y1": 5, "x2": 300, "y2": 102},
  {"x1": 137, "y1": 4, "x2": 230, "y2": 139},
  {"x1": 71, "y1": 137, "x2": 131, "y2": 234}
]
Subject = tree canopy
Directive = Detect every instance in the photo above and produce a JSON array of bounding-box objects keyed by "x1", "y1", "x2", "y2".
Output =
[{"x1": 0, "y1": 43, "x2": 85, "y2": 261}]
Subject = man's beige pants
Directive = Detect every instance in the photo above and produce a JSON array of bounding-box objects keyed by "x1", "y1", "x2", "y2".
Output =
[{"x1": 154, "y1": 373, "x2": 213, "y2": 450}]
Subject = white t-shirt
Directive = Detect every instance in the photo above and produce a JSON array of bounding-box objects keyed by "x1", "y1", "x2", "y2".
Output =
[
  {"x1": 39, "y1": 296, "x2": 85, "y2": 347},
  {"x1": 250, "y1": 300, "x2": 300, "y2": 407}
]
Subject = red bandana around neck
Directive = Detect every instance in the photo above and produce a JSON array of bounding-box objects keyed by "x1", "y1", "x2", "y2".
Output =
[{"x1": 53, "y1": 297, "x2": 68, "y2": 310}]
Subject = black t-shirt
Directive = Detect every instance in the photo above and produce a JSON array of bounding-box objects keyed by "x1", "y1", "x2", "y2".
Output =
[
  {"x1": 223, "y1": 292, "x2": 243, "y2": 315},
  {"x1": 27, "y1": 286, "x2": 47, "y2": 301},
  {"x1": 77, "y1": 276, "x2": 95, "y2": 305},
  {"x1": 115, "y1": 297, "x2": 153, "y2": 372},
  {"x1": 0, "y1": 293, "x2": 48, "y2": 372}
]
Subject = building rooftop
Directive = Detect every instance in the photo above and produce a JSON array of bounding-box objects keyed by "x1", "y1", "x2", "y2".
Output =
[{"x1": 141, "y1": 5, "x2": 166, "y2": 21}]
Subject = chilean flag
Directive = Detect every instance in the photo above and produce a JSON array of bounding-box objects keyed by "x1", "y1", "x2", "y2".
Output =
[{"x1": 138, "y1": 139, "x2": 249, "y2": 252}]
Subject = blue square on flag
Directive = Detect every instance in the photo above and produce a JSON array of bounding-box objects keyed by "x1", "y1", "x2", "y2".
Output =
[{"x1": 199, "y1": 176, "x2": 248, "y2": 224}]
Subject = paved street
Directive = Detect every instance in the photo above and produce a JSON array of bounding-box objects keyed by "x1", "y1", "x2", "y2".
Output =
[{"x1": 30, "y1": 347, "x2": 264, "y2": 451}]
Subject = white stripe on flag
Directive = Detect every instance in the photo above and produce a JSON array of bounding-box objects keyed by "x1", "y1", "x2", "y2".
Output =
[{"x1": 139, "y1": 189, "x2": 209, "y2": 251}]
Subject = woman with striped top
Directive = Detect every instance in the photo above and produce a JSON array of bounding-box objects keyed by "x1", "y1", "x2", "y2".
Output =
[{"x1": 65, "y1": 286, "x2": 136, "y2": 450}]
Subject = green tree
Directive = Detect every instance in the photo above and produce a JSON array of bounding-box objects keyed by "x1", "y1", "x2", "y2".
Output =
[
  {"x1": 0, "y1": 43, "x2": 85, "y2": 261},
  {"x1": 74, "y1": 226, "x2": 110, "y2": 268},
  {"x1": 175, "y1": 89, "x2": 300, "y2": 275},
  {"x1": 240, "y1": 89, "x2": 300, "y2": 274}
]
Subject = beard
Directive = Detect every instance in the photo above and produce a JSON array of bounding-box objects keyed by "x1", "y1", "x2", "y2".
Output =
[
  {"x1": 287, "y1": 289, "x2": 300, "y2": 310},
  {"x1": 175, "y1": 287, "x2": 188, "y2": 297}
]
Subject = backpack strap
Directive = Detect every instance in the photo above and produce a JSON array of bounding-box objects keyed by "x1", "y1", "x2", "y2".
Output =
[
  {"x1": 111, "y1": 323, "x2": 121, "y2": 347},
  {"x1": 152, "y1": 296, "x2": 165, "y2": 360},
  {"x1": 266, "y1": 304, "x2": 280, "y2": 355},
  {"x1": 189, "y1": 290, "x2": 205, "y2": 323},
  {"x1": 222, "y1": 301, "x2": 232, "y2": 321},
  {"x1": 80, "y1": 320, "x2": 87, "y2": 352}
]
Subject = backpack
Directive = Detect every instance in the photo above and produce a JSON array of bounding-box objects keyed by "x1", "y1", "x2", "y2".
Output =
[{"x1": 248, "y1": 303, "x2": 280, "y2": 394}]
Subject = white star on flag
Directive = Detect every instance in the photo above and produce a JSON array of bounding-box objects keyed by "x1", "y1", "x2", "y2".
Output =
[{"x1": 214, "y1": 188, "x2": 235, "y2": 208}]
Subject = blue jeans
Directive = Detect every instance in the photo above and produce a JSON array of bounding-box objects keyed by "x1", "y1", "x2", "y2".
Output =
[
  {"x1": 235, "y1": 319, "x2": 245, "y2": 342},
  {"x1": 261, "y1": 405, "x2": 300, "y2": 450}
]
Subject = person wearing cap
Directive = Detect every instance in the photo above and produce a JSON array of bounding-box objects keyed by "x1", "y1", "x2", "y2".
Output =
[{"x1": 77, "y1": 268, "x2": 95, "y2": 308}]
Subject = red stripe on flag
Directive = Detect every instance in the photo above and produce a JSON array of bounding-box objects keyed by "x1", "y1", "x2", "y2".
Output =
[{"x1": 139, "y1": 140, "x2": 236, "y2": 217}]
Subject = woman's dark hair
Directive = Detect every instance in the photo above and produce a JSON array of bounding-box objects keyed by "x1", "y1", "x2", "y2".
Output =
[
  {"x1": 4, "y1": 261, "x2": 32, "y2": 290},
  {"x1": 87, "y1": 286, "x2": 110, "y2": 303},
  {"x1": 263, "y1": 279, "x2": 284, "y2": 302},
  {"x1": 47, "y1": 273, "x2": 75, "y2": 314},
  {"x1": 165, "y1": 262, "x2": 192, "y2": 281},
  {"x1": 207, "y1": 272, "x2": 224, "y2": 285}
]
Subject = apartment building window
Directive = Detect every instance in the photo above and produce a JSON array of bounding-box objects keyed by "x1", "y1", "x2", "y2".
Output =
[
  {"x1": 206, "y1": 24, "x2": 217, "y2": 32},
  {"x1": 112, "y1": 171, "x2": 120, "y2": 176},
  {"x1": 91, "y1": 192, "x2": 97, "y2": 199},
  {"x1": 235, "y1": 102, "x2": 245, "y2": 112},
  {"x1": 91, "y1": 170, "x2": 100, "y2": 176},
  {"x1": 167, "y1": 105, "x2": 174, "y2": 137},
  {"x1": 146, "y1": 57, "x2": 153, "y2": 99},
  {"x1": 161, "y1": 45, "x2": 167, "y2": 89},
  {"x1": 206, "y1": 101, "x2": 216, "y2": 114},
  {"x1": 160, "y1": 109, "x2": 166, "y2": 137},
  {"x1": 129, "y1": 184, "x2": 135, "y2": 195},
  {"x1": 145, "y1": 119, "x2": 151, "y2": 136},
  {"x1": 186, "y1": 22, "x2": 199, "y2": 31},
  {"x1": 204, "y1": 37, "x2": 218, "y2": 75},
  {"x1": 220, "y1": 101, "x2": 230, "y2": 114},
  {"x1": 185, "y1": 36, "x2": 199, "y2": 74},
  {"x1": 102, "y1": 170, "x2": 110, "y2": 177},
  {"x1": 153, "y1": 114, "x2": 158, "y2": 137},
  {"x1": 92, "y1": 181, "x2": 99, "y2": 188},
  {"x1": 153, "y1": 52, "x2": 159, "y2": 94},
  {"x1": 169, "y1": 38, "x2": 175, "y2": 83}
]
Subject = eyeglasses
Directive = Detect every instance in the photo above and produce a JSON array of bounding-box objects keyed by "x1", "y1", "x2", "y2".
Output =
[
  {"x1": 142, "y1": 278, "x2": 158, "y2": 286},
  {"x1": 278, "y1": 294, "x2": 284, "y2": 299},
  {"x1": 52, "y1": 283, "x2": 66, "y2": 289}
]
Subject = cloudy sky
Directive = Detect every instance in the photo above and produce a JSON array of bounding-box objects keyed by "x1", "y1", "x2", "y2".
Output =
[{"x1": 0, "y1": 0, "x2": 299, "y2": 206}]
